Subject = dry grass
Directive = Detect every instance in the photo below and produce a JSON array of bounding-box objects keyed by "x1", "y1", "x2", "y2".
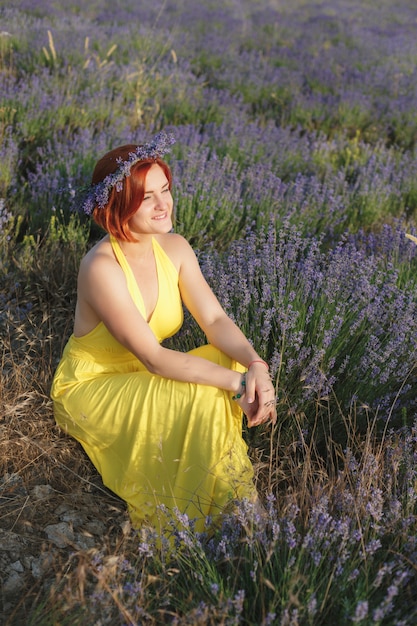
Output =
[
  {"x1": 0, "y1": 229, "x2": 132, "y2": 623},
  {"x1": 0, "y1": 354, "x2": 130, "y2": 624}
]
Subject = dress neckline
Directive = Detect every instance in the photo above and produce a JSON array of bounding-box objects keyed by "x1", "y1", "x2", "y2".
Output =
[{"x1": 110, "y1": 236, "x2": 159, "y2": 323}]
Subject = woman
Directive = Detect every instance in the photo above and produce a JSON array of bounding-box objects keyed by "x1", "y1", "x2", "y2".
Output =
[{"x1": 51, "y1": 132, "x2": 277, "y2": 534}]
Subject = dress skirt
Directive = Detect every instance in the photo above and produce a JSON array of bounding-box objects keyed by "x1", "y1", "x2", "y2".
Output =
[{"x1": 51, "y1": 342, "x2": 256, "y2": 533}]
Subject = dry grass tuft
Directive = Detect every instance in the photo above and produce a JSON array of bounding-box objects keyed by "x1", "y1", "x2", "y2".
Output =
[{"x1": 0, "y1": 278, "x2": 130, "y2": 623}]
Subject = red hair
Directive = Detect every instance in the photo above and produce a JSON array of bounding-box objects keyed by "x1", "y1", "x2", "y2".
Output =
[{"x1": 91, "y1": 144, "x2": 172, "y2": 241}]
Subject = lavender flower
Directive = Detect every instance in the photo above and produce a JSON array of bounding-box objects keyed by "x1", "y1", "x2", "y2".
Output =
[{"x1": 352, "y1": 600, "x2": 368, "y2": 623}]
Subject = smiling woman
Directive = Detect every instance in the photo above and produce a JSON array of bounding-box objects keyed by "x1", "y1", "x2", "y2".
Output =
[{"x1": 50, "y1": 131, "x2": 277, "y2": 534}]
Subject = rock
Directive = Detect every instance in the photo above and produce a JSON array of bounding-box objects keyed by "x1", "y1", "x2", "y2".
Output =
[
  {"x1": 84, "y1": 519, "x2": 106, "y2": 536},
  {"x1": 2, "y1": 570, "x2": 25, "y2": 596},
  {"x1": 44, "y1": 522, "x2": 75, "y2": 548},
  {"x1": 60, "y1": 509, "x2": 84, "y2": 525},
  {"x1": 31, "y1": 484, "x2": 54, "y2": 499},
  {"x1": 30, "y1": 551, "x2": 56, "y2": 580},
  {"x1": 0, "y1": 528, "x2": 27, "y2": 560},
  {"x1": 9, "y1": 559, "x2": 24, "y2": 573},
  {"x1": 74, "y1": 532, "x2": 96, "y2": 550}
]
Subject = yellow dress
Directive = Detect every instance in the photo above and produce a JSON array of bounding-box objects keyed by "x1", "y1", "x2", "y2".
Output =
[{"x1": 51, "y1": 235, "x2": 256, "y2": 533}]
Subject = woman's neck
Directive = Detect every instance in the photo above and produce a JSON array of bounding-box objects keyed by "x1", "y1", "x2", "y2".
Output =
[{"x1": 117, "y1": 235, "x2": 154, "y2": 261}]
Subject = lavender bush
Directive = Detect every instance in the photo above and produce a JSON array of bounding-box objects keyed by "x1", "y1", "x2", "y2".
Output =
[
  {"x1": 2, "y1": 0, "x2": 417, "y2": 623},
  {"x1": 29, "y1": 423, "x2": 417, "y2": 625},
  {"x1": 2, "y1": 1, "x2": 417, "y2": 237}
]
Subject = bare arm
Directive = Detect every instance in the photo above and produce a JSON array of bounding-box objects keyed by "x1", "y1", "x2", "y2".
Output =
[
  {"x1": 176, "y1": 236, "x2": 277, "y2": 426},
  {"x1": 76, "y1": 245, "x2": 244, "y2": 396}
]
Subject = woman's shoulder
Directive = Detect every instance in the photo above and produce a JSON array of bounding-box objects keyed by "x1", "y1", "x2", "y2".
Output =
[
  {"x1": 155, "y1": 232, "x2": 188, "y2": 246},
  {"x1": 79, "y1": 236, "x2": 117, "y2": 274}
]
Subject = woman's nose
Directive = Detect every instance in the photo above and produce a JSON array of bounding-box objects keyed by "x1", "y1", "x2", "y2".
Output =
[{"x1": 155, "y1": 193, "x2": 169, "y2": 209}]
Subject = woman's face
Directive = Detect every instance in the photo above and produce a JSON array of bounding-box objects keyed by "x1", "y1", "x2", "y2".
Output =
[{"x1": 128, "y1": 164, "x2": 173, "y2": 236}]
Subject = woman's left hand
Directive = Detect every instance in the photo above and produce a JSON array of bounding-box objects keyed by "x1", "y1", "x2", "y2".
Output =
[{"x1": 237, "y1": 362, "x2": 277, "y2": 428}]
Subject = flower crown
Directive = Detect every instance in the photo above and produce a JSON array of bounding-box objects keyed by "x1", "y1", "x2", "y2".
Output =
[{"x1": 80, "y1": 131, "x2": 175, "y2": 215}]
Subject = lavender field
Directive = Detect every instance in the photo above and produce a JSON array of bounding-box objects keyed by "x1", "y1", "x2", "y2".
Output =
[{"x1": 1, "y1": 0, "x2": 417, "y2": 624}]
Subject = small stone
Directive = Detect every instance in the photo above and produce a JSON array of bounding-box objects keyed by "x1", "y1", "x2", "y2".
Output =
[
  {"x1": 31, "y1": 484, "x2": 54, "y2": 499},
  {"x1": 9, "y1": 559, "x2": 24, "y2": 573},
  {"x1": 74, "y1": 533, "x2": 96, "y2": 550},
  {"x1": 31, "y1": 552, "x2": 56, "y2": 579},
  {"x1": 60, "y1": 510, "x2": 84, "y2": 526},
  {"x1": 2, "y1": 571, "x2": 24, "y2": 596},
  {"x1": 85, "y1": 520, "x2": 106, "y2": 536},
  {"x1": 45, "y1": 522, "x2": 74, "y2": 548}
]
